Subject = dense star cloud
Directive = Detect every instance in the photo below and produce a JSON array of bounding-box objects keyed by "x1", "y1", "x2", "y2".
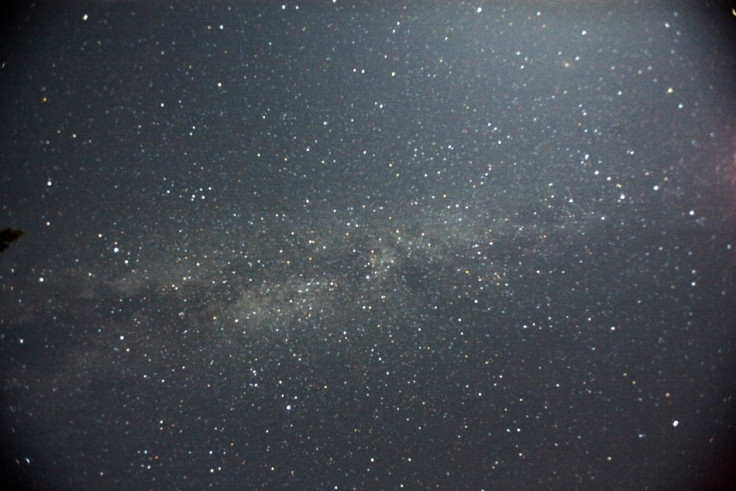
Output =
[{"x1": 1, "y1": 2, "x2": 735, "y2": 489}]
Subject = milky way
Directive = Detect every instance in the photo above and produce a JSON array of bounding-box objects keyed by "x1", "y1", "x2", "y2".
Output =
[{"x1": 1, "y1": 3, "x2": 735, "y2": 489}]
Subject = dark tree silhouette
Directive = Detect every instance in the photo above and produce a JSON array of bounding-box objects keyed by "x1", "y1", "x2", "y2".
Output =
[{"x1": 0, "y1": 228, "x2": 23, "y2": 253}]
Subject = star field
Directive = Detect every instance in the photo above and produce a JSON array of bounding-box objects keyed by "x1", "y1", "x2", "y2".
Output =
[{"x1": 1, "y1": 2, "x2": 735, "y2": 489}]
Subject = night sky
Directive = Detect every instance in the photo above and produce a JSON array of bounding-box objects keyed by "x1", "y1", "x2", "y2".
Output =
[{"x1": 1, "y1": 1, "x2": 736, "y2": 489}]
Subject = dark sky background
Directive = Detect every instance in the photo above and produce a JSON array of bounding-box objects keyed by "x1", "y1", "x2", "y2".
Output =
[{"x1": 1, "y1": 1, "x2": 735, "y2": 489}]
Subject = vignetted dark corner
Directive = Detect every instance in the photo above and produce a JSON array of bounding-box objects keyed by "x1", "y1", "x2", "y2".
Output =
[{"x1": 1, "y1": 1, "x2": 735, "y2": 489}]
